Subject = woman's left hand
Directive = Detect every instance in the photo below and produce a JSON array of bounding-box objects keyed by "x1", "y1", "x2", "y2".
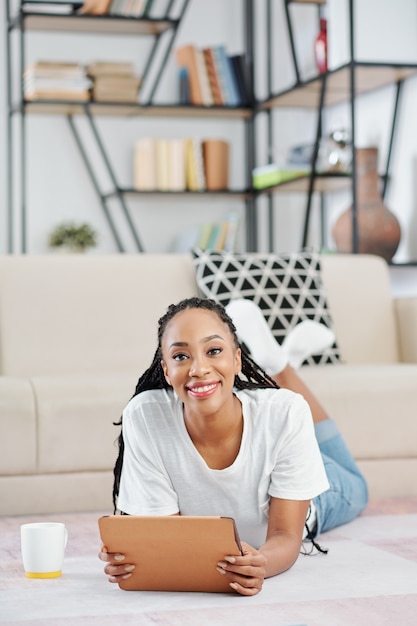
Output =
[{"x1": 216, "y1": 541, "x2": 267, "y2": 596}]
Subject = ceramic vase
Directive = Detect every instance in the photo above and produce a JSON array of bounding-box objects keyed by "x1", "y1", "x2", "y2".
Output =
[{"x1": 332, "y1": 147, "x2": 401, "y2": 262}]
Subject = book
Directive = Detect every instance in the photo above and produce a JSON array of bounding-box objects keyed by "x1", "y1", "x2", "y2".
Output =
[
  {"x1": 79, "y1": 0, "x2": 112, "y2": 14},
  {"x1": 213, "y1": 220, "x2": 230, "y2": 251},
  {"x1": 133, "y1": 138, "x2": 156, "y2": 190},
  {"x1": 168, "y1": 139, "x2": 186, "y2": 191},
  {"x1": 202, "y1": 47, "x2": 224, "y2": 106},
  {"x1": 21, "y1": 2, "x2": 80, "y2": 14},
  {"x1": 197, "y1": 223, "x2": 213, "y2": 249},
  {"x1": 205, "y1": 222, "x2": 222, "y2": 251},
  {"x1": 229, "y1": 54, "x2": 250, "y2": 105},
  {"x1": 87, "y1": 61, "x2": 135, "y2": 77},
  {"x1": 222, "y1": 212, "x2": 239, "y2": 251},
  {"x1": 174, "y1": 45, "x2": 204, "y2": 106},
  {"x1": 155, "y1": 140, "x2": 170, "y2": 191},
  {"x1": 178, "y1": 67, "x2": 190, "y2": 105},
  {"x1": 211, "y1": 45, "x2": 240, "y2": 107},
  {"x1": 185, "y1": 138, "x2": 205, "y2": 191},
  {"x1": 195, "y1": 48, "x2": 213, "y2": 106}
]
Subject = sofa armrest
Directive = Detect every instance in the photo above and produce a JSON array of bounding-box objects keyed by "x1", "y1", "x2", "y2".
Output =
[{"x1": 394, "y1": 297, "x2": 417, "y2": 362}]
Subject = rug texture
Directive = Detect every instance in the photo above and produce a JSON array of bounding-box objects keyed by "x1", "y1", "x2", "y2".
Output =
[{"x1": 1, "y1": 498, "x2": 417, "y2": 626}]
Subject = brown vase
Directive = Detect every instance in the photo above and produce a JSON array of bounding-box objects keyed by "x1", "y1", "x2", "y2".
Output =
[{"x1": 332, "y1": 147, "x2": 401, "y2": 262}]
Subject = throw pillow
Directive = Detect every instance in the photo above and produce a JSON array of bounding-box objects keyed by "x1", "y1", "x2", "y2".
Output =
[{"x1": 192, "y1": 248, "x2": 341, "y2": 366}]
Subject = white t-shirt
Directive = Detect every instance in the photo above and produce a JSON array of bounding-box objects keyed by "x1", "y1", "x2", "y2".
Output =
[{"x1": 117, "y1": 387, "x2": 329, "y2": 548}]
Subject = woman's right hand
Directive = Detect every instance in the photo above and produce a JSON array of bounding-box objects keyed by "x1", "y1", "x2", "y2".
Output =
[{"x1": 98, "y1": 546, "x2": 136, "y2": 583}]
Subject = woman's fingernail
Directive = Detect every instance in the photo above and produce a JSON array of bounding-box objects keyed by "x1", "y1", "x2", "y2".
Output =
[
  {"x1": 124, "y1": 565, "x2": 135, "y2": 572},
  {"x1": 217, "y1": 561, "x2": 227, "y2": 569},
  {"x1": 114, "y1": 554, "x2": 125, "y2": 562},
  {"x1": 122, "y1": 573, "x2": 132, "y2": 580},
  {"x1": 230, "y1": 582, "x2": 238, "y2": 590},
  {"x1": 216, "y1": 567, "x2": 226, "y2": 575},
  {"x1": 225, "y1": 556, "x2": 236, "y2": 563}
]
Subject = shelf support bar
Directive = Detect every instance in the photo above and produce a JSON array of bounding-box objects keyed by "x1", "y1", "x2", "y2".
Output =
[
  {"x1": 284, "y1": 0, "x2": 300, "y2": 84},
  {"x1": 19, "y1": 5, "x2": 27, "y2": 252},
  {"x1": 244, "y1": 0, "x2": 257, "y2": 251},
  {"x1": 145, "y1": 0, "x2": 191, "y2": 104},
  {"x1": 348, "y1": 0, "x2": 359, "y2": 253},
  {"x1": 382, "y1": 80, "x2": 403, "y2": 200},
  {"x1": 82, "y1": 107, "x2": 145, "y2": 252},
  {"x1": 67, "y1": 116, "x2": 125, "y2": 253},
  {"x1": 6, "y1": 0, "x2": 13, "y2": 252},
  {"x1": 266, "y1": 0, "x2": 274, "y2": 252},
  {"x1": 302, "y1": 72, "x2": 326, "y2": 249}
]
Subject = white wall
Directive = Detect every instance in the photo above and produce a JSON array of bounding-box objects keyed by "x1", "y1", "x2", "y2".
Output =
[{"x1": 1, "y1": 0, "x2": 417, "y2": 286}]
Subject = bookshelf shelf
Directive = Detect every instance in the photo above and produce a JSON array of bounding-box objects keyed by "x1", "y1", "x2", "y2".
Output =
[
  {"x1": 106, "y1": 189, "x2": 251, "y2": 201},
  {"x1": 15, "y1": 12, "x2": 175, "y2": 36},
  {"x1": 259, "y1": 63, "x2": 417, "y2": 110},
  {"x1": 23, "y1": 100, "x2": 252, "y2": 119}
]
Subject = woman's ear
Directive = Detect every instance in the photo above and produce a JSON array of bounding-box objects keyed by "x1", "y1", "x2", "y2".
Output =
[
  {"x1": 234, "y1": 347, "x2": 242, "y2": 376},
  {"x1": 161, "y1": 360, "x2": 171, "y2": 386}
]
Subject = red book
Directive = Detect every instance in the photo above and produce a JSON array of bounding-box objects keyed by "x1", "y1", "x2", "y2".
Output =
[{"x1": 203, "y1": 47, "x2": 224, "y2": 106}]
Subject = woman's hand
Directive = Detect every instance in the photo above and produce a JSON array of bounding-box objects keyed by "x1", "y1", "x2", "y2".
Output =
[
  {"x1": 216, "y1": 541, "x2": 267, "y2": 596},
  {"x1": 98, "y1": 546, "x2": 136, "y2": 584}
]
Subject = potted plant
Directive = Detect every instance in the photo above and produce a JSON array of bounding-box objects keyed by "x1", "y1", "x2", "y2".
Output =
[{"x1": 48, "y1": 221, "x2": 98, "y2": 253}]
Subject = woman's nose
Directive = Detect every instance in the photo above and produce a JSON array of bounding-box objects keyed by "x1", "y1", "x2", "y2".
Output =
[{"x1": 189, "y1": 356, "x2": 209, "y2": 376}]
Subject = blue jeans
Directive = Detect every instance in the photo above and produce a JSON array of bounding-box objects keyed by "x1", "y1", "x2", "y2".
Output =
[{"x1": 312, "y1": 419, "x2": 369, "y2": 536}]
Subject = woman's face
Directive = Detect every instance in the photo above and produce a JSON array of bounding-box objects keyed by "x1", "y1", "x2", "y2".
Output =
[{"x1": 160, "y1": 307, "x2": 241, "y2": 419}]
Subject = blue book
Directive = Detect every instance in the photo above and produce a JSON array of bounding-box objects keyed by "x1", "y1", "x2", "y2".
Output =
[{"x1": 212, "y1": 45, "x2": 240, "y2": 107}]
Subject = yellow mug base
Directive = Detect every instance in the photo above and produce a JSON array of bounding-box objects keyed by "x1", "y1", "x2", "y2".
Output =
[{"x1": 25, "y1": 570, "x2": 62, "y2": 579}]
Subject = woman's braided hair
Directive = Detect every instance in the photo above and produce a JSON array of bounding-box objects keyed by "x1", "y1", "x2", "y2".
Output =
[{"x1": 112, "y1": 297, "x2": 279, "y2": 511}]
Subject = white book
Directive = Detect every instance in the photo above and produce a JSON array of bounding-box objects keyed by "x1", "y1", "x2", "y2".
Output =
[
  {"x1": 168, "y1": 139, "x2": 186, "y2": 191},
  {"x1": 134, "y1": 138, "x2": 156, "y2": 190},
  {"x1": 156, "y1": 139, "x2": 170, "y2": 191}
]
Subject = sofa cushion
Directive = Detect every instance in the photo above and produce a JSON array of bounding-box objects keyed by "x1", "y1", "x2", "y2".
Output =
[
  {"x1": 192, "y1": 248, "x2": 340, "y2": 365},
  {"x1": 0, "y1": 378, "x2": 36, "y2": 475},
  {"x1": 32, "y1": 372, "x2": 136, "y2": 473},
  {"x1": 0, "y1": 255, "x2": 198, "y2": 377},
  {"x1": 299, "y1": 363, "x2": 417, "y2": 459}
]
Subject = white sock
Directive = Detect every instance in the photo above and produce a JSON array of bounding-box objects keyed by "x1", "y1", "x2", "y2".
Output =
[
  {"x1": 226, "y1": 299, "x2": 289, "y2": 375},
  {"x1": 226, "y1": 299, "x2": 336, "y2": 375},
  {"x1": 282, "y1": 319, "x2": 336, "y2": 369}
]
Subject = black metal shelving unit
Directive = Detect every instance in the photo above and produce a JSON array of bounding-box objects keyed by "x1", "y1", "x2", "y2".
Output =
[
  {"x1": 5, "y1": 0, "x2": 256, "y2": 253},
  {"x1": 255, "y1": 0, "x2": 417, "y2": 259}
]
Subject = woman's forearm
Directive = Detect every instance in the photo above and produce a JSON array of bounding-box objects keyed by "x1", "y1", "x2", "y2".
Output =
[{"x1": 259, "y1": 531, "x2": 302, "y2": 578}]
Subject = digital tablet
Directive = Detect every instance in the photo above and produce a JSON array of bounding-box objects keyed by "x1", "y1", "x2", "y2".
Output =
[{"x1": 98, "y1": 515, "x2": 243, "y2": 593}]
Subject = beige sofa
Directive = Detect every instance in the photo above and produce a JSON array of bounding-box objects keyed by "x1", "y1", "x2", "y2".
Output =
[{"x1": 1, "y1": 253, "x2": 417, "y2": 516}]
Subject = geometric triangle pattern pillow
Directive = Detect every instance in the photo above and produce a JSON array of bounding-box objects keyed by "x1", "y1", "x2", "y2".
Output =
[{"x1": 192, "y1": 248, "x2": 341, "y2": 366}]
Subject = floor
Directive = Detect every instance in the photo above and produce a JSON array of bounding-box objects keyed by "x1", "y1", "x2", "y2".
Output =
[{"x1": 1, "y1": 498, "x2": 417, "y2": 626}]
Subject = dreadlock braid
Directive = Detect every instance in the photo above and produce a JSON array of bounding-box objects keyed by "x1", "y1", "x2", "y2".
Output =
[{"x1": 112, "y1": 297, "x2": 279, "y2": 511}]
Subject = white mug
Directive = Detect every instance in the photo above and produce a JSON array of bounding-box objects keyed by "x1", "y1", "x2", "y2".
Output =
[{"x1": 21, "y1": 522, "x2": 68, "y2": 579}]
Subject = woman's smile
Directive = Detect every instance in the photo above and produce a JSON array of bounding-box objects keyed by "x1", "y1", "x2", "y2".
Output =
[{"x1": 185, "y1": 381, "x2": 220, "y2": 398}]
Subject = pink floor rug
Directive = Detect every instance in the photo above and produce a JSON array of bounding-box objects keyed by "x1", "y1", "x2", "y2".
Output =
[{"x1": 1, "y1": 498, "x2": 417, "y2": 626}]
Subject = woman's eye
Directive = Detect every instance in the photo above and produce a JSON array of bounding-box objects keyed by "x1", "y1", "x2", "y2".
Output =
[
  {"x1": 208, "y1": 347, "x2": 222, "y2": 356},
  {"x1": 173, "y1": 353, "x2": 188, "y2": 361}
]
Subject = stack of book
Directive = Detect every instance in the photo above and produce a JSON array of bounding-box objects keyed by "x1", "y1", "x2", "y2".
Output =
[
  {"x1": 175, "y1": 44, "x2": 250, "y2": 107},
  {"x1": 24, "y1": 61, "x2": 91, "y2": 101},
  {"x1": 87, "y1": 61, "x2": 141, "y2": 102},
  {"x1": 171, "y1": 213, "x2": 240, "y2": 254},
  {"x1": 134, "y1": 137, "x2": 219, "y2": 193}
]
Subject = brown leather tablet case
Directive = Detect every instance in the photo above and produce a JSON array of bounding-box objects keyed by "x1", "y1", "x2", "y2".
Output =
[{"x1": 98, "y1": 515, "x2": 243, "y2": 592}]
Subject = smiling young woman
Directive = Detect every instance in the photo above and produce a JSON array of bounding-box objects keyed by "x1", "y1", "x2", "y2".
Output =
[{"x1": 99, "y1": 297, "x2": 368, "y2": 596}]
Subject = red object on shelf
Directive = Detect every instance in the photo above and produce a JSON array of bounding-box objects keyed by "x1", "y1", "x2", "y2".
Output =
[{"x1": 315, "y1": 18, "x2": 328, "y2": 74}]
